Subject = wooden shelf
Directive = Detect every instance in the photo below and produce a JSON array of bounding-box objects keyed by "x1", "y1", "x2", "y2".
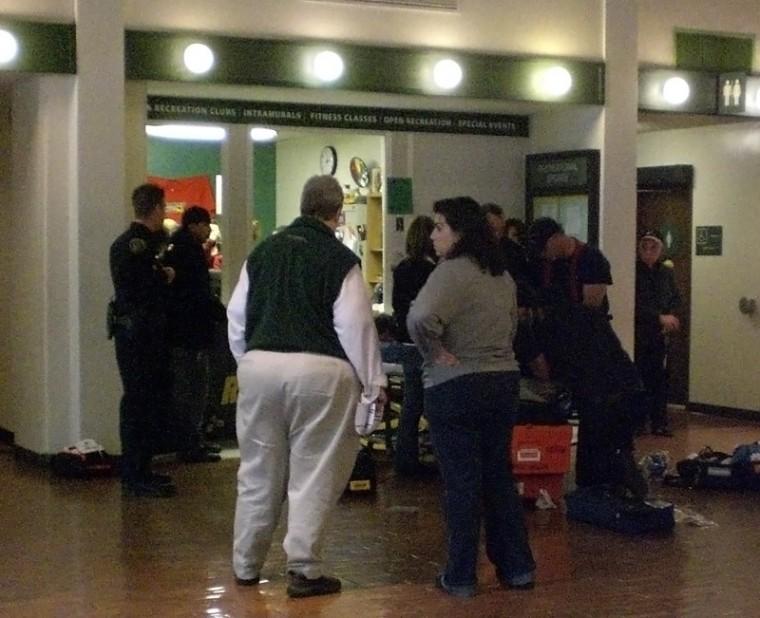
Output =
[{"x1": 363, "y1": 194, "x2": 383, "y2": 287}]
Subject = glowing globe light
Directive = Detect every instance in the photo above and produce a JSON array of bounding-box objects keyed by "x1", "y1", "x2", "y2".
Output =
[
  {"x1": 536, "y1": 66, "x2": 573, "y2": 98},
  {"x1": 183, "y1": 43, "x2": 214, "y2": 74},
  {"x1": 313, "y1": 50, "x2": 344, "y2": 83},
  {"x1": 0, "y1": 29, "x2": 19, "y2": 64},
  {"x1": 662, "y1": 77, "x2": 690, "y2": 105},
  {"x1": 433, "y1": 59, "x2": 463, "y2": 90}
]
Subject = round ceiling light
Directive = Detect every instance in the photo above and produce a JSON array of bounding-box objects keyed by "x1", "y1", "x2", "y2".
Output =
[
  {"x1": 662, "y1": 77, "x2": 690, "y2": 105},
  {"x1": 313, "y1": 50, "x2": 344, "y2": 83},
  {"x1": 250, "y1": 127, "x2": 278, "y2": 142},
  {"x1": 183, "y1": 43, "x2": 215, "y2": 74},
  {"x1": 536, "y1": 66, "x2": 573, "y2": 98},
  {"x1": 0, "y1": 29, "x2": 19, "y2": 65},
  {"x1": 433, "y1": 59, "x2": 463, "y2": 90}
]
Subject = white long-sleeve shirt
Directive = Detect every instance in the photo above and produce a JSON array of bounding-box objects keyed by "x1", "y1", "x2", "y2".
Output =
[{"x1": 227, "y1": 262, "x2": 387, "y2": 400}]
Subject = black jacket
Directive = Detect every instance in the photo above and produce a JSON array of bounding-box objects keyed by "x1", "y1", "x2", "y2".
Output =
[
  {"x1": 392, "y1": 257, "x2": 436, "y2": 343},
  {"x1": 164, "y1": 227, "x2": 226, "y2": 350},
  {"x1": 109, "y1": 222, "x2": 170, "y2": 341},
  {"x1": 635, "y1": 259, "x2": 681, "y2": 347}
]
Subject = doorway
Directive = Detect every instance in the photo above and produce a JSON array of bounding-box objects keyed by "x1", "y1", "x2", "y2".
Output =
[{"x1": 636, "y1": 165, "x2": 693, "y2": 405}]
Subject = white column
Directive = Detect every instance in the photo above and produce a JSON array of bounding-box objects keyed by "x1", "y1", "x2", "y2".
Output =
[
  {"x1": 7, "y1": 76, "x2": 78, "y2": 452},
  {"x1": 74, "y1": 0, "x2": 126, "y2": 451},
  {"x1": 602, "y1": 0, "x2": 638, "y2": 352},
  {"x1": 220, "y1": 125, "x2": 254, "y2": 303}
]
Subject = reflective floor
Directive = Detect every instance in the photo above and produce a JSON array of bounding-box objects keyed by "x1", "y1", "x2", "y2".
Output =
[{"x1": 2, "y1": 410, "x2": 760, "y2": 617}]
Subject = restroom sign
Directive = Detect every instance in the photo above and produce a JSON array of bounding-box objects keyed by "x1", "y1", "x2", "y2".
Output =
[{"x1": 719, "y1": 73, "x2": 746, "y2": 114}]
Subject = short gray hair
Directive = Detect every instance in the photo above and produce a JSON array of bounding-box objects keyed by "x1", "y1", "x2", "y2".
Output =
[{"x1": 300, "y1": 175, "x2": 343, "y2": 220}]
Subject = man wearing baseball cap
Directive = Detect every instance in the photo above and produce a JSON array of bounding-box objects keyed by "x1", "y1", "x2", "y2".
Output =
[{"x1": 635, "y1": 229, "x2": 681, "y2": 437}]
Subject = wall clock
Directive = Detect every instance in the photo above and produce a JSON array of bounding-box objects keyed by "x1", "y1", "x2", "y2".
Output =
[{"x1": 320, "y1": 145, "x2": 337, "y2": 175}]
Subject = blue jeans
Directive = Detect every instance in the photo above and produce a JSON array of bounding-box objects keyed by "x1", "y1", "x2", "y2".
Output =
[
  {"x1": 381, "y1": 343, "x2": 425, "y2": 472},
  {"x1": 425, "y1": 371, "x2": 535, "y2": 587}
]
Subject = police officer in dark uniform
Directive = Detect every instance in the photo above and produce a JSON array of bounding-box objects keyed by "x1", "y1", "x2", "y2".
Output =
[{"x1": 109, "y1": 183, "x2": 176, "y2": 497}]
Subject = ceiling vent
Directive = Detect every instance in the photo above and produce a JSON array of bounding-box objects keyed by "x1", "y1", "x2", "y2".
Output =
[{"x1": 308, "y1": 0, "x2": 457, "y2": 10}]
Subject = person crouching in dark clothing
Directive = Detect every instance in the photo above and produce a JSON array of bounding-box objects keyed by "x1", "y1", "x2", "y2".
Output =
[{"x1": 525, "y1": 217, "x2": 646, "y2": 499}]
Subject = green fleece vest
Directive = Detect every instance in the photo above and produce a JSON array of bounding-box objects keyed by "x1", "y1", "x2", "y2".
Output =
[{"x1": 244, "y1": 216, "x2": 360, "y2": 359}]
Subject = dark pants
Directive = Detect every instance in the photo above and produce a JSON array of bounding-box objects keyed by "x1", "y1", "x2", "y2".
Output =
[
  {"x1": 425, "y1": 371, "x2": 535, "y2": 587},
  {"x1": 575, "y1": 394, "x2": 637, "y2": 488},
  {"x1": 394, "y1": 345, "x2": 425, "y2": 472},
  {"x1": 170, "y1": 347, "x2": 211, "y2": 453},
  {"x1": 114, "y1": 331, "x2": 171, "y2": 485},
  {"x1": 635, "y1": 340, "x2": 669, "y2": 430}
]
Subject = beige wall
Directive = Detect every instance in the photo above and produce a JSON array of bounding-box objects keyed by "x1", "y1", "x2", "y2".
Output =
[
  {"x1": 276, "y1": 131, "x2": 384, "y2": 228},
  {"x1": 637, "y1": 0, "x2": 760, "y2": 68},
  {"x1": 638, "y1": 123, "x2": 760, "y2": 412},
  {"x1": 121, "y1": 0, "x2": 604, "y2": 59},
  {"x1": 0, "y1": 0, "x2": 73, "y2": 19}
]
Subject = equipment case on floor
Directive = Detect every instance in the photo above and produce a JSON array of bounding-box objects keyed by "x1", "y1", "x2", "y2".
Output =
[
  {"x1": 565, "y1": 487, "x2": 675, "y2": 535},
  {"x1": 512, "y1": 424, "x2": 573, "y2": 502}
]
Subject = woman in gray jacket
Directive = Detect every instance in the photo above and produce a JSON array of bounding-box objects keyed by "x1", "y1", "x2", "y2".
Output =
[{"x1": 407, "y1": 196, "x2": 535, "y2": 598}]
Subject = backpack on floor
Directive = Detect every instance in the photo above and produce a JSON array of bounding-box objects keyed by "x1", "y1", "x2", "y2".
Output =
[{"x1": 51, "y1": 439, "x2": 117, "y2": 478}]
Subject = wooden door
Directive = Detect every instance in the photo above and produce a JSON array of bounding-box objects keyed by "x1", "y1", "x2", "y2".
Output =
[{"x1": 636, "y1": 186, "x2": 692, "y2": 404}]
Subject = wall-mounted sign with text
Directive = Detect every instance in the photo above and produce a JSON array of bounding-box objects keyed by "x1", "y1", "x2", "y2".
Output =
[
  {"x1": 696, "y1": 226, "x2": 723, "y2": 256},
  {"x1": 147, "y1": 96, "x2": 529, "y2": 137}
]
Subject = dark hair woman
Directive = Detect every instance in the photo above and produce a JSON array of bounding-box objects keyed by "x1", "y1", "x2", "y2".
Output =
[
  {"x1": 407, "y1": 196, "x2": 535, "y2": 597},
  {"x1": 390, "y1": 215, "x2": 436, "y2": 476}
]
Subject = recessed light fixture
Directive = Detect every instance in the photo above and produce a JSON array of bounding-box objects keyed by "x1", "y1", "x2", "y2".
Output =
[
  {"x1": 312, "y1": 50, "x2": 344, "y2": 83},
  {"x1": 535, "y1": 66, "x2": 573, "y2": 98},
  {"x1": 0, "y1": 29, "x2": 19, "y2": 65},
  {"x1": 146, "y1": 124, "x2": 226, "y2": 141},
  {"x1": 183, "y1": 43, "x2": 215, "y2": 74},
  {"x1": 433, "y1": 58, "x2": 463, "y2": 90},
  {"x1": 249, "y1": 127, "x2": 278, "y2": 142},
  {"x1": 662, "y1": 77, "x2": 690, "y2": 105}
]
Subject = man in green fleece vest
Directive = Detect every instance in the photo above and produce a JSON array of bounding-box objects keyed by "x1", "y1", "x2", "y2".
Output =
[{"x1": 227, "y1": 175, "x2": 387, "y2": 599}]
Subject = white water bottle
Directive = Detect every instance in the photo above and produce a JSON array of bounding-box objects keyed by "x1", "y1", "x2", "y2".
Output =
[{"x1": 355, "y1": 399, "x2": 383, "y2": 436}]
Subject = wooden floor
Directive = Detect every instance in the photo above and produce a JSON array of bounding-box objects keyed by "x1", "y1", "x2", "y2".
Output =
[{"x1": 2, "y1": 410, "x2": 760, "y2": 617}]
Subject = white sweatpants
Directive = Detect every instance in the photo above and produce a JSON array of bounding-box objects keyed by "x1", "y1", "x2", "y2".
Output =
[{"x1": 232, "y1": 351, "x2": 360, "y2": 580}]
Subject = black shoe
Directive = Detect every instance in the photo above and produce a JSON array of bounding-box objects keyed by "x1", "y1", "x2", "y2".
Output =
[
  {"x1": 122, "y1": 480, "x2": 177, "y2": 498},
  {"x1": 651, "y1": 426, "x2": 674, "y2": 437},
  {"x1": 235, "y1": 576, "x2": 260, "y2": 586},
  {"x1": 202, "y1": 442, "x2": 222, "y2": 454},
  {"x1": 180, "y1": 449, "x2": 221, "y2": 464},
  {"x1": 616, "y1": 450, "x2": 649, "y2": 500},
  {"x1": 496, "y1": 569, "x2": 535, "y2": 591},
  {"x1": 286, "y1": 572, "x2": 341, "y2": 598},
  {"x1": 144, "y1": 472, "x2": 173, "y2": 486},
  {"x1": 434, "y1": 574, "x2": 476, "y2": 598},
  {"x1": 395, "y1": 463, "x2": 438, "y2": 478}
]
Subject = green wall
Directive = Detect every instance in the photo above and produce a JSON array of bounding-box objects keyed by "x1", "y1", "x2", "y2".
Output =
[
  {"x1": 146, "y1": 137, "x2": 277, "y2": 241},
  {"x1": 253, "y1": 143, "x2": 276, "y2": 241},
  {"x1": 147, "y1": 137, "x2": 221, "y2": 181}
]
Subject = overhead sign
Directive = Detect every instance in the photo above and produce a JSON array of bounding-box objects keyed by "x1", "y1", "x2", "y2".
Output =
[
  {"x1": 147, "y1": 96, "x2": 529, "y2": 137},
  {"x1": 718, "y1": 72, "x2": 746, "y2": 114}
]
